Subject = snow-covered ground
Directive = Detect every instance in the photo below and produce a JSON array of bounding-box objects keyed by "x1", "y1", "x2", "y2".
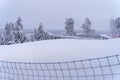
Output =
[{"x1": 0, "y1": 38, "x2": 119, "y2": 63}]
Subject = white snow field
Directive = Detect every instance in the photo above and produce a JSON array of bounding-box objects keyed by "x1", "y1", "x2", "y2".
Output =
[
  {"x1": 0, "y1": 39, "x2": 120, "y2": 80},
  {"x1": 0, "y1": 38, "x2": 119, "y2": 62}
]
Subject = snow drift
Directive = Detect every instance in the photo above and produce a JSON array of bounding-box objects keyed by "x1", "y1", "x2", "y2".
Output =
[{"x1": 0, "y1": 39, "x2": 120, "y2": 63}]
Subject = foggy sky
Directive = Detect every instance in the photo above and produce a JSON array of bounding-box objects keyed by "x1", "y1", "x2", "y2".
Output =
[{"x1": 0, "y1": 0, "x2": 120, "y2": 30}]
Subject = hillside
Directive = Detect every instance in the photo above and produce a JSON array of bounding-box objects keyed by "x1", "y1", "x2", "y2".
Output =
[{"x1": 0, "y1": 39, "x2": 120, "y2": 62}]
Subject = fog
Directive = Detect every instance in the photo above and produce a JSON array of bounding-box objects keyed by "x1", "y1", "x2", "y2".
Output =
[{"x1": 0, "y1": 0, "x2": 120, "y2": 30}]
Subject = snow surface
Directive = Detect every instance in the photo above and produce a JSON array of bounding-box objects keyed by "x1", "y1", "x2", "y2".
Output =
[{"x1": 0, "y1": 39, "x2": 120, "y2": 63}]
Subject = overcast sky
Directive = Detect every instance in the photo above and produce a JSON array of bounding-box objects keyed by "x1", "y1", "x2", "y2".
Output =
[{"x1": 0, "y1": 0, "x2": 120, "y2": 30}]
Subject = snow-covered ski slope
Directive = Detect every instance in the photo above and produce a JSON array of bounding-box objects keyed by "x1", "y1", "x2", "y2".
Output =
[{"x1": 0, "y1": 38, "x2": 119, "y2": 62}]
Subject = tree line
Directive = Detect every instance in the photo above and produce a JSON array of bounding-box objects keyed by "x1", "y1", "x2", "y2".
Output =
[{"x1": 0, "y1": 17, "x2": 120, "y2": 45}]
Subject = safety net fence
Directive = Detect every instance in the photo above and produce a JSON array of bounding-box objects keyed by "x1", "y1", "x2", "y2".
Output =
[{"x1": 0, "y1": 54, "x2": 120, "y2": 80}]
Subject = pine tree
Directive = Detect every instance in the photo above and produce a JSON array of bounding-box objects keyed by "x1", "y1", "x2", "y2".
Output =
[
  {"x1": 13, "y1": 17, "x2": 28, "y2": 43},
  {"x1": 15, "y1": 17, "x2": 23, "y2": 31},
  {"x1": 0, "y1": 32, "x2": 5, "y2": 45},
  {"x1": 34, "y1": 28, "x2": 38, "y2": 40},
  {"x1": 34, "y1": 23, "x2": 49, "y2": 41},
  {"x1": 4, "y1": 23, "x2": 15, "y2": 45},
  {"x1": 110, "y1": 18, "x2": 118, "y2": 37},
  {"x1": 65, "y1": 18, "x2": 76, "y2": 36},
  {"x1": 114, "y1": 17, "x2": 120, "y2": 37},
  {"x1": 0, "y1": 36, "x2": 5, "y2": 45},
  {"x1": 81, "y1": 17, "x2": 94, "y2": 37}
]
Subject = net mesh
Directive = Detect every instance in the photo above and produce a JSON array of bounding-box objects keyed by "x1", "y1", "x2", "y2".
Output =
[{"x1": 0, "y1": 54, "x2": 120, "y2": 80}]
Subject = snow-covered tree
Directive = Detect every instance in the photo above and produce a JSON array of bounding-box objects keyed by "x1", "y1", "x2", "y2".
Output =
[
  {"x1": 110, "y1": 18, "x2": 115, "y2": 32},
  {"x1": 110, "y1": 17, "x2": 120, "y2": 38},
  {"x1": 65, "y1": 18, "x2": 76, "y2": 36},
  {"x1": 34, "y1": 23, "x2": 49, "y2": 40},
  {"x1": 14, "y1": 17, "x2": 23, "y2": 31},
  {"x1": 81, "y1": 17, "x2": 94, "y2": 37},
  {"x1": 114, "y1": 17, "x2": 120, "y2": 37},
  {"x1": 13, "y1": 17, "x2": 28, "y2": 43},
  {"x1": 0, "y1": 32, "x2": 5, "y2": 45},
  {"x1": 4, "y1": 23, "x2": 15, "y2": 45},
  {"x1": 1, "y1": 17, "x2": 28, "y2": 45},
  {"x1": 110, "y1": 18, "x2": 118, "y2": 37},
  {"x1": 33, "y1": 29, "x2": 38, "y2": 41},
  {"x1": 30, "y1": 34, "x2": 35, "y2": 42},
  {"x1": 0, "y1": 36, "x2": 5, "y2": 45}
]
